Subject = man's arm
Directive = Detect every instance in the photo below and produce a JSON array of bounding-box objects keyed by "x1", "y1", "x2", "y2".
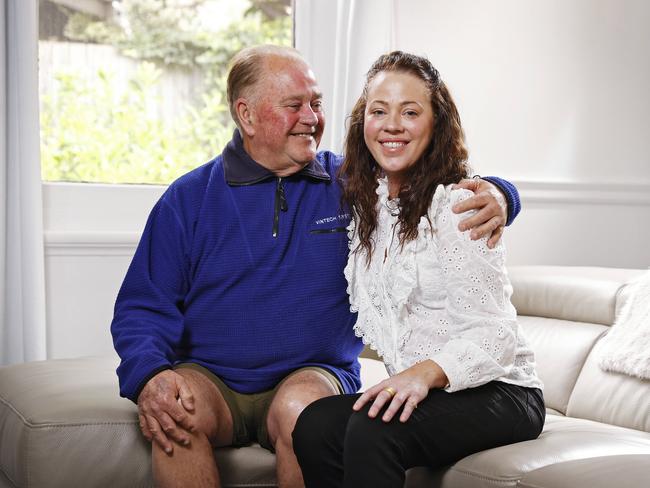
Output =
[
  {"x1": 111, "y1": 193, "x2": 195, "y2": 452},
  {"x1": 452, "y1": 176, "x2": 520, "y2": 248}
]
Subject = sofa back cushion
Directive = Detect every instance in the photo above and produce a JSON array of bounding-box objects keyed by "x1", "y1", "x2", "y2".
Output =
[
  {"x1": 509, "y1": 266, "x2": 646, "y2": 415},
  {"x1": 509, "y1": 266, "x2": 643, "y2": 325},
  {"x1": 565, "y1": 279, "x2": 650, "y2": 433},
  {"x1": 510, "y1": 266, "x2": 648, "y2": 428},
  {"x1": 566, "y1": 343, "x2": 650, "y2": 432},
  {"x1": 518, "y1": 316, "x2": 605, "y2": 414}
]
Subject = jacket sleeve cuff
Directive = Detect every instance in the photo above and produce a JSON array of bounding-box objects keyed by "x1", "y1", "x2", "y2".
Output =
[
  {"x1": 117, "y1": 357, "x2": 172, "y2": 404},
  {"x1": 131, "y1": 365, "x2": 173, "y2": 404},
  {"x1": 481, "y1": 176, "x2": 521, "y2": 226}
]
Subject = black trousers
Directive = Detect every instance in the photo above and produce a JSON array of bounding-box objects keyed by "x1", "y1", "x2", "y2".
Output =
[{"x1": 293, "y1": 382, "x2": 545, "y2": 488}]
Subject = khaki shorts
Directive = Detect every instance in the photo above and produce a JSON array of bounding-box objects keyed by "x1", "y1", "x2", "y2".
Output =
[{"x1": 175, "y1": 363, "x2": 343, "y2": 451}]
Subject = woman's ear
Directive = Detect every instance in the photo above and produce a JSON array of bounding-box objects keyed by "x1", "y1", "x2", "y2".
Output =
[{"x1": 235, "y1": 98, "x2": 255, "y2": 136}]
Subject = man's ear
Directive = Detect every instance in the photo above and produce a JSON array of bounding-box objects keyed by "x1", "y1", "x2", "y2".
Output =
[{"x1": 236, "y1": 98, "x2": 255, "y2": 137}]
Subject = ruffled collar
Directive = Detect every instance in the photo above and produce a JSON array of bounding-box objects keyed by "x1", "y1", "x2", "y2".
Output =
[
  {"x1": 376, "y1": 177, "x2": 400, "y2": 216},
  {"x1": 375, "y1": 177, "x2": 448, "y2": 224}
]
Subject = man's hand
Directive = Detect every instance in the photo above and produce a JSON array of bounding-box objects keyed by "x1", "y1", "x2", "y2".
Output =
[
  {"x1": 137, "y1": 369, "x2": 196, "y2": 454},
  {"x1": 453, "y1": 178, "x2": 508, "y2": 248}
]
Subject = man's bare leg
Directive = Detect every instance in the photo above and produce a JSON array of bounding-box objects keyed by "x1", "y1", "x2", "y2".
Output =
[
  {"x1": 153, "y1": 368, "x2": 234, "y2": 488},
  {"x1": 266, "y1": 370, "x2": 338, "y2": 488}
]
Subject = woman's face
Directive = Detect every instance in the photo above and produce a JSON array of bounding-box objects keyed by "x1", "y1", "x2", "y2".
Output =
[{"x1": 363, "y1": 70, "x2": 434, "y2": 192}]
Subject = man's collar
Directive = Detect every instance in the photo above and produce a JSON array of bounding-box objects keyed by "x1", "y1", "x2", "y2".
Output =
[{"x1": 223, "y1": 130, "x2": 330, "y2": 185}]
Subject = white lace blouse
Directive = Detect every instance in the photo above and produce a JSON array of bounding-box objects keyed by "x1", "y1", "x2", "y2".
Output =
[{"x1": 344, "y1": 179, "x2": 543, "y2": 392}]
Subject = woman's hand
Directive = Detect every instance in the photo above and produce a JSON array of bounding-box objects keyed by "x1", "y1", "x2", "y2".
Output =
[{"x1": 353, "y1": 360, "x2": 448, "y2": 423}]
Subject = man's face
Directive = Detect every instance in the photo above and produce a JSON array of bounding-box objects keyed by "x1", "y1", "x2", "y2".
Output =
[{"x1": 243, "y1": 56, "x2": 325, "y2": 176}]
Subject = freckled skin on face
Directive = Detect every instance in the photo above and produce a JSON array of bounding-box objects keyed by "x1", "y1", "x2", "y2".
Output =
[
  {"x1": 242, "y1": 56, "x2": 325, "y2": 176},
  {"x1": 363, "y1": 71, "x2": 434, "y2": 197}
]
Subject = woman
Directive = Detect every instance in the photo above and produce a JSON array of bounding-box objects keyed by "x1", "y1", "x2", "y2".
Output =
[{"x1": 292, "y1": 51, "x2": 545, "y2": 487}]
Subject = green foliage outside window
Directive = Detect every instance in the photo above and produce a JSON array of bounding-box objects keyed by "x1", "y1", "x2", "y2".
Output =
[{"x1": 41, "y1": 0, "x2": 292, "y2": 184}]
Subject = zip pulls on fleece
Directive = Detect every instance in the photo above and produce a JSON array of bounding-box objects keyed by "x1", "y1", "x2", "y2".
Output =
[{"x1": 273, "y1": 177, "x2": 288, "y2": 237}]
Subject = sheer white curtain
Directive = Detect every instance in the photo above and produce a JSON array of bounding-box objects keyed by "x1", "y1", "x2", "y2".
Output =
[
  {"x1": 294, "y1": 0, "x2": 395, "y2": 153},
  {"x1": 0, "y1": 0, "x2": 47, "y2": 365}
]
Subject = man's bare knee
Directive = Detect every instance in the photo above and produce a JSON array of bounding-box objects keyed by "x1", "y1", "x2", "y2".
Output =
[
  {"x1": 174, "y1": 368, "x2": 234, "y2": 446},
  {"x1": 267, "y1": 370, "x2": 338, "y2": 448}
]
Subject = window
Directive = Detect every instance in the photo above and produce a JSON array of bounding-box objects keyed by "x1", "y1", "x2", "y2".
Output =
[{"x1": 39, "y1": 0, "x2": 292, "y2": 185}]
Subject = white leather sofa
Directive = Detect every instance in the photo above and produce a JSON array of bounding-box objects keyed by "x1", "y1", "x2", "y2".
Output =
[{"x1": 1, "y1": 266, "x2": 649, "y2": 487}]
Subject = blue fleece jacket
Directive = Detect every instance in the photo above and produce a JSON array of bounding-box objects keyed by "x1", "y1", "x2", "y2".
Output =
[{"x1": 112, "y1": 132, "x2": 363, "y2": 401}]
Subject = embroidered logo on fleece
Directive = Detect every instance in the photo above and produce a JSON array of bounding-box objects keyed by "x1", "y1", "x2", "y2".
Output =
[{"x1": 314, "y1": 213, "x2": 351, "y2": 226}]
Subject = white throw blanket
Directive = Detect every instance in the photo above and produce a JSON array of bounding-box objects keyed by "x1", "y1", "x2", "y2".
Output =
[{"x1": 598, "y1": 269, "x2": 650, "y2": 380}]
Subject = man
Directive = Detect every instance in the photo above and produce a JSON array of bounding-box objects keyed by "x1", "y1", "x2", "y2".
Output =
[{"x1": 111, "y1": 45, "x2": 518, "y2": 488}]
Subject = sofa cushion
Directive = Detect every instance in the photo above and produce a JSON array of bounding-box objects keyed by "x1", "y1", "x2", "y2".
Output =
[
  {"x1": 0, "y1": 355, "x2": 390, "y2": 488},
  {"x1": 406, "y1": 414, "x2": 650, "y2": 488},
  {"x1": 0, "y1": 356, "x2": 150, "y2": 488},
  {"x1": 567, "y1": 342, "x2": 650, "y2": 432},
  {"x1": 358, "y1": 356, "x2": 388, "y2": 390},
  {"x1": 509, "y1": 266, "x2": 643, "y2": 325},
  {"x1": 518, "y1": 315, "x2": 605, "y2": 414},
  {"x1": 517, "y1": 454, "x2": 650, "y2": 488},
  {"x1": 0, "y1": 356, "x2": 277, "y2": 488},
  {"x1": 214, "y1": 447, "x2": 276, "y2": 488},
  {"x1": 2, "y1": 266, "x2": 647, "y2": 488}
]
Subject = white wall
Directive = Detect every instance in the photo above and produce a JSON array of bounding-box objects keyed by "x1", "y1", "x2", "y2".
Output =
[
  {"x1": 298, "y1": 0, "x2": 650, "y2": 267},
  {"x1": 396, "y1": 0, "x2": 650, "y2": 184},
  {"x1": 43, "y1": 183, "x2": 163, "y2": 358},
  {"x1": 393, "y1": 0, "x2": 650, "y2": 267},
  {"x1": 44, "y1": 0, "x2": 650, "y2": 359}
]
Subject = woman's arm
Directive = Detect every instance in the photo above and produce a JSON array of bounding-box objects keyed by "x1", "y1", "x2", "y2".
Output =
[{"x1": 428, "y1": 188, "x2": 519, "y2": 392}]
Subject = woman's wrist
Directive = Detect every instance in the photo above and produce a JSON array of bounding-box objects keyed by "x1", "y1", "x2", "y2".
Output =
[{"x1": 418, "y1": 360, "x2": 449, "y2": 389}]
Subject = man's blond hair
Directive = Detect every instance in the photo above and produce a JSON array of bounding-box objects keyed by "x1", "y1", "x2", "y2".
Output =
[{"x1": 227, "y1": 45, "x2": 305, "y2": 127}]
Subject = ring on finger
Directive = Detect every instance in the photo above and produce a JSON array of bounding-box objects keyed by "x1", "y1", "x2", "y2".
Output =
[{"x1": 383, "y1": 387, "x2": 397, "y2": 397}]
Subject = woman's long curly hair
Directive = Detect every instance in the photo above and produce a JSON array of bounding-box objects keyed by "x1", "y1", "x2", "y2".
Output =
[{"x1": 340, "y1": 51, "x2": 470, "y2": 260}]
